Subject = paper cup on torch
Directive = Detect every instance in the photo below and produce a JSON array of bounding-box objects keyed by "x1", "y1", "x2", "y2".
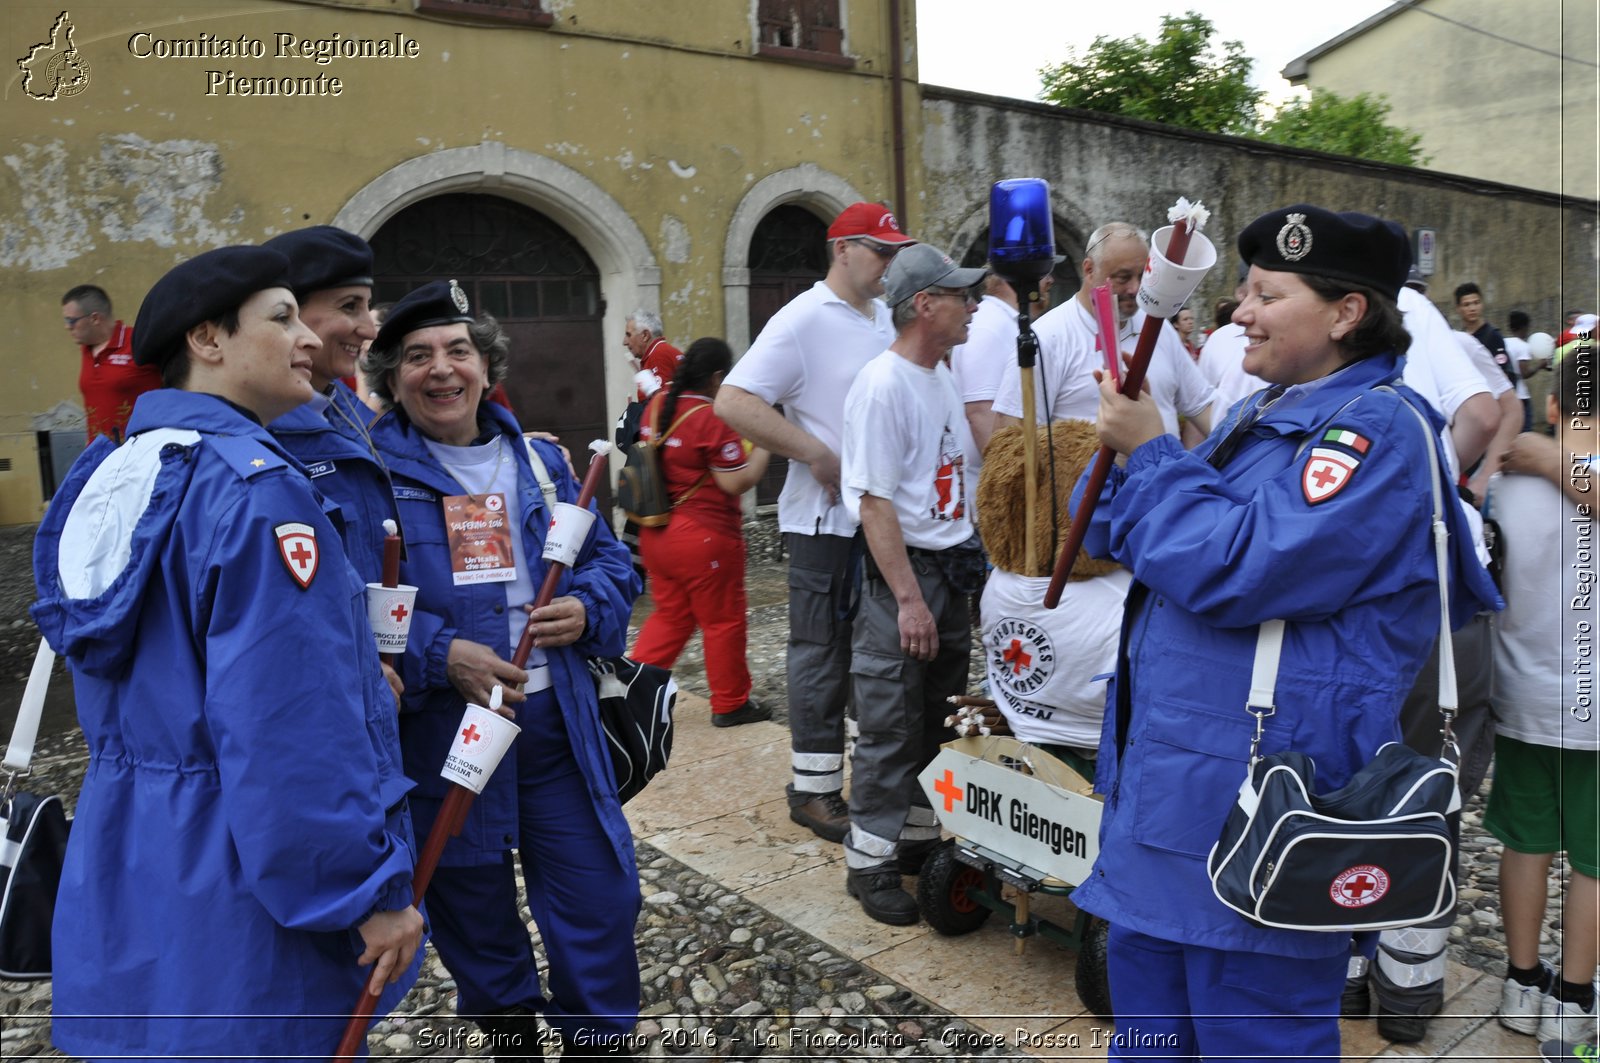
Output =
[
  {"x1": 440, "y1": 703, "x2": 521, "y2": 795},
  {"x1": 365, "y1": 583, "x2": 419, "y2": 654},
  {"x1": 541, "y1": 502, "x2": 596, "y2": 567},
  {"x1": 1136, "y1": 225, "x2": 1218, "y2": 319}
]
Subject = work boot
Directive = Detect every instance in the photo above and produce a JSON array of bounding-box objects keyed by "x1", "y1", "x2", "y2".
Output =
[
  {"x1": 1376, "y1": 1007, "x2": 1430, "y2": 1045},
  {"x1": 895, "y1": 838, "x2": 941, "y2": 876},
  {"x1": 787, "y1": 784, "x2": 849, "y2": 843},
  {"x1": 846, "y1": 864, "x2": 920, "y2": 925},
  {"x1": 475, "y1": 1005, "x2": 545, "y2": 1062},
  {"x1": 1342, "y1": 954, "x2": 1371, "y2": 1018}
]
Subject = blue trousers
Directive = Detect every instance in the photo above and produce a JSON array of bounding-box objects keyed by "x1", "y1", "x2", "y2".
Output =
[
  {"x1": 1104, "y1": 925, "x2": 1345, "y2": 1061},
  {"x1": 425, "y1": 688, "x2": 641, "y2": 1046}
]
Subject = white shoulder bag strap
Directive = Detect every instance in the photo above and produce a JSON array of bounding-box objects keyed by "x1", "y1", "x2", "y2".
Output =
[
  {"x1": 520, "y1": 436, "x2": 561, "y2": 510},
  {"x1": 2, "y1": 640, "x2": 55, "y2": 808},
  {"x1": 1247, "y1": 390, "x2": 1456, "y2": 764}
]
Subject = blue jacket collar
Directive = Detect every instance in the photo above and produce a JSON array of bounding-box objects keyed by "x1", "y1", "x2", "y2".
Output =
[{"x1": 1254, "y1": 352, "x2": 1407, "y2": 436}]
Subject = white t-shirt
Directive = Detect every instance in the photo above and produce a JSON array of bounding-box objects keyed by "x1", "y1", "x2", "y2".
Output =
[
  {"x1": 724, "y1": 280, "x2": 894, "y2": 537},
  {"x1": 841, "y1": 350, "x2": 974, "y2": 551},
  {"x1": 950, "y1": 294, "x2": 1020, "y2": 406},
  {"x1": 1398, "y1": 287, "x2": 1492, "y2": 435},
  {"x1": 1505, "y1": 335, "x2": 1532, "y2": 401},
  {"x1": 980, "y1": 567, "x2": 1132, "y2": 749},
  {"x1": 1454, "y1": 331, "x2": 1514, "y2": 399},
  {"x1": 1486, "y1": 471, "x2": 1599, "y2": 750},
  {"x1": 992, "y1": 298, "x2": 1214, "y2": 439},
  {"x1": 1197, "y1": 322, "x2": 1268, "y2": 427}
]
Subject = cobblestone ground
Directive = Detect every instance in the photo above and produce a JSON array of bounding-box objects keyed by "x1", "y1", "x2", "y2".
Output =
[{"x1": 0, "y1": 521, "x2": 1574, "y2": 1060}]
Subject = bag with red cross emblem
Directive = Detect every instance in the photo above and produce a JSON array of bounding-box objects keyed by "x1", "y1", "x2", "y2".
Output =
[
  {"x1": 1207, "y1": 745, "x2": 1457, "y2": 932},
  {"x1": 1208, "y1": 395, "x2": 1461, "y2": 932}
]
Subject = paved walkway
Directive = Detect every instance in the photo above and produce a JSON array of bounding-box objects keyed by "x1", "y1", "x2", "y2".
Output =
[{"x1": 636, "y1": 691, "x2": 1546, "y2": 1061}]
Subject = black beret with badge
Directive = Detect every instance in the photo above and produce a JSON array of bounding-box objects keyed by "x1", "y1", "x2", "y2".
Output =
[
  {"x1": 131, "y1": 245, "x2": 292, "y2": 367},
  {"x1": 1237, "y1": 203, "x2": 1411, "y2": 299},
  {"x1": 372, "y1": 279, "x2": 474, "y2": 354},
  {"x1": 261, "y1": 225, "x2": 374, "y2": 298}
]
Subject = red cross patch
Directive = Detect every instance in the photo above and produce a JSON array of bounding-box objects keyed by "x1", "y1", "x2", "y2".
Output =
[
  {"x1": 273, "y1": 522, "x2": 319, "y2": 590},
  {"x1": 1302, "y1": 447, "x2": 1360, "y2": 505},
  {"x1": 1330, "y1": 864, "x2": 1390, "y2": 908}
]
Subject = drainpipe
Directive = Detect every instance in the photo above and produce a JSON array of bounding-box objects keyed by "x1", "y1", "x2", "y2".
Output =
[{"x1": 888, "y1": 0, "x2": 908, "y2": 222}]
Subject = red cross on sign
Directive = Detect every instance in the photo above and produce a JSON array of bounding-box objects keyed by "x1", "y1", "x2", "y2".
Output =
[
  {"x1": 934, "y1": 769, "x2": 963, "y2": 813},
  {"x1": 461, "y1": 723, "x2": 482, "y2": 745},
  {"x1": 1002, "y1": 638, "x2": 1032, "y2": 675},
  {"x1": 390, "y1": 602, "x2": 410, "y2": 623}
]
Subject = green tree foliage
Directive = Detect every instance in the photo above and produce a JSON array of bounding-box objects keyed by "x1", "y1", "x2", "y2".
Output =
[
  {"x1": 1258, "y1": 89, "x2": 1429, "y2": 167},
  {"x1": 1038, "y1": 11, "x2": 1262, "y2": 137},
  {"x1": 1036, "y1": 10, "x2": 1429, "y2": 167}
]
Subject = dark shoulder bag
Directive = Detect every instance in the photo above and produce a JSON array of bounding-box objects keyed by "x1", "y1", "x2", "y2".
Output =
[{"x1": 1, "y1": 641, "x2": 70, "y2": 979}]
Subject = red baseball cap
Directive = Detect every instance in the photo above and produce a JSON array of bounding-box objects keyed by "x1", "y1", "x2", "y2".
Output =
[{"x1": 827, "y1": 202, "x2": 916, "y2": 245}]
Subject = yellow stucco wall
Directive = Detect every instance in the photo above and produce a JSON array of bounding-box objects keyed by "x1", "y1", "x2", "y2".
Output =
[
  {"x1": 1290, "y1": 0, "x2": 1598, "y2": 199},
  {"x1": 2, "y1": 0, "x2": 922, "y2": 523}
]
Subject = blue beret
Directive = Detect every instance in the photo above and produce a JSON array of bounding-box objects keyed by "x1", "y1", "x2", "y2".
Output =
[
  {"x1": 373, "y1": 279, "x2": 474, "y2": 353},
  {"x1": 1237, "y1": 204, "x2": 1411, "y2": 299},
  {"x1": 261, "y1": 226, "x2": 373, "y2": 298},
  {"x1": 132, "y1": 245, "x2": 292, "y2": 367}
]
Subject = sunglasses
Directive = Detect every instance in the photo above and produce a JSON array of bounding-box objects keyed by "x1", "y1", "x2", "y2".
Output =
[{"x1": 850, "y1": 239, "x2": 902, "y2": 259}]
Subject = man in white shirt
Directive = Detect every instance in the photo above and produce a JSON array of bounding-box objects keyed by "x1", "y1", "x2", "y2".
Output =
[
  {"x1": 716, "y1": 202, "x2": 916, "y2": 843},
  {"x1": 992, "y1": 222, "x2": 1214, "y2": 447},
  {"x1": 1198, "y1": 264, "x2": 1268, "y2": 428},
  {"x1": 839, "y1": 243, "x2": 984, "y2": 925},
  {"x1": 948, "y1": 269, "x2": 1057, "y2": 520}
]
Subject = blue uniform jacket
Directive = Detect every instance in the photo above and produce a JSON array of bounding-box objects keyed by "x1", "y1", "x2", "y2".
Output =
[
  {"x1": 31, "y1": 390, "x2": 419, "y2": 1061},
  {"x1": 369, "y1": 403, "x2": 641, "y2": 871},
  {"x1": 1067, "y1": 352, "x2": 1502, "y2": 958},
  {"x1": 268, "y1": 380, "x2": 399, "y2": 585}
]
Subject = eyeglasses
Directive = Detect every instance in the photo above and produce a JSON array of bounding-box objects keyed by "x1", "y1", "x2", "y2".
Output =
[
  {"x1": 850, "y1": 239, "x2": 902, "y2": 259},
  {"x1": 63, "y1": 313, "x2": 94, "y2": 327},
  {"x1": 923, "y1": 288, "x2": 977, "y2": 304}
]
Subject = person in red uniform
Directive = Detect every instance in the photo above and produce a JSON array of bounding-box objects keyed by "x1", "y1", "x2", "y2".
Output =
[
  {"x1": 62, "y1": 284, "x2": 161, "y2": 442},
  {"x1": 624, "y1": 308, "x2": 683, "y2": 400},
  {"x1": 631, "y1": 337, "x2": 772, "y2": 726}
]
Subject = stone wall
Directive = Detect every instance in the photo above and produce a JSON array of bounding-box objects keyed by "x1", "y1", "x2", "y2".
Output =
[{"x1": 917, "y1": 87, "x2": 1599, "y2": 338}]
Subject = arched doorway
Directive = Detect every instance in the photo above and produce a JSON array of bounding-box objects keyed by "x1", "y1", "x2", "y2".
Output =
[
  {"x1": 746, "y1": 204, "x2": 830, "y2": 506},
  {"x1": 370, "y1": 193, "x2": 610, "y2": 502}
]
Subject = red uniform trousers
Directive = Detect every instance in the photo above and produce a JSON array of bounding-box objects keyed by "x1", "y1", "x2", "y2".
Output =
[{"x1": 632, "y1": 514, "x2": 751, "y2": 714}]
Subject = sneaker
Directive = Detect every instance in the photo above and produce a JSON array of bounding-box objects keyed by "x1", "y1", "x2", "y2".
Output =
[
  {"x1": 1342, "y1": 954, "x2": 1371, "y2": 1018},
  {"x1": 1541, "y1": 1039, "x2": 1600, "y2": 1061},
  {"x1": 787, "y1": 785, "x2": 850, "y2": 843},
  {"x1": 712, "y1": 700, "x2": 772, "y2": 728},
  {"x1": 1540, "y1": 994, "x2": 1599, "y2": 1045},
  {"x1": 1503, "y1": 962, "x2": 1558, "y2": 1035},
  {"x1": 1376, "y1": 1007, "x2": 1429, "y2": 1044},
  {"x1": 845, "y1": 864, "x2": 920, "y2": 925}
]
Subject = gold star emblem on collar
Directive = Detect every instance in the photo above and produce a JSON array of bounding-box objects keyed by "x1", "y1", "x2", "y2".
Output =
[{"x1": 250, "y1": 458, "x2": 266, "y2": 467}]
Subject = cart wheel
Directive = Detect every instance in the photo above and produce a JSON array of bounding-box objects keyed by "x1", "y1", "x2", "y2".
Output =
[
  {"x1": 1074, "y1": 916, "x2": 1114, "y2": 1021},
  {"x1": 916, "y1": 841, "x2": 993, "y2": 936}
]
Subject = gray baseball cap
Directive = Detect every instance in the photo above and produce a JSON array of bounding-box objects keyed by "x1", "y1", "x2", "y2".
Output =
[{"x1": 883, "y1": 244, "x2": 988, "y2": 307}]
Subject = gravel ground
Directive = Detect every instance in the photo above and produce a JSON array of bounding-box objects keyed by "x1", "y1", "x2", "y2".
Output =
[{"x1": 0, "y1": 518, "x2": 1574, "y2": 1060}]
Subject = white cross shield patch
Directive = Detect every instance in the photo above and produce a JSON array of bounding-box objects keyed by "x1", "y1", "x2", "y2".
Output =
[
  {"x1": 1302, "y1": 447, "x2": 1360, "y2": 505},
  {"x1": 273, "y1": 522, "x2": 319, "y2": 589}
]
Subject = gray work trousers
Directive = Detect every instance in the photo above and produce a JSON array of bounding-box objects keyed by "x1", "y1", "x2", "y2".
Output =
[
  {"x1": 784, "y1": 531, "x2": 860, "y2": 793},
  {"x1": 844, "y1": 552, "x2": 971, "y2": 867}
]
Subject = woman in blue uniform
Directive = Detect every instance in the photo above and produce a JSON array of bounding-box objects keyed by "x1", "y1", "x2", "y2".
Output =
[
  {"x1": 262, "y1": 225, "x2": 398, "y2": 585},
  {"x1": 31, "y1": 246, "x2": 424, "y2": 1061},
  {"x1": 364, "y1": 280, "x2": 642, "y2": 1060},
  {"x1": 1068, "y1": 205, "x2": 1501, "y2": 1060}
]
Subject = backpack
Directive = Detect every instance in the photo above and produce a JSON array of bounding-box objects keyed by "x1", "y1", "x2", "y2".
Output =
[{"x1": 614, "y1": 400, "x2": 710, "y2": 528}]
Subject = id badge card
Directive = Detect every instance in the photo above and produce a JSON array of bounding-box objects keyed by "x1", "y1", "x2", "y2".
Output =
[{"x1": 443, "y1": 493, "x2": 517, "y2": 585}]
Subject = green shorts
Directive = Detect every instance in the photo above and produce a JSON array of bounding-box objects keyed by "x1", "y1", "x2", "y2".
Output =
[{"x1": 1484, "y1": 734, "x2": 1600, "y2": 877}]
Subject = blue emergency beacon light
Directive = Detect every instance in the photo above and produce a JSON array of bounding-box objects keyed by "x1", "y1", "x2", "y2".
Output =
[{"x1": 986, "y1": 178, "x2": 1056, "y2": 565}]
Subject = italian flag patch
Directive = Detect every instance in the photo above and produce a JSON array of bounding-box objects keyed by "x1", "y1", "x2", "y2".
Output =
[
  {"x1": 1321, "y1": 428, "x2": 1371, "y2": 453},
  {"x1": 1303, "y1": 426, "x2": 1373, "y2": 504}
]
